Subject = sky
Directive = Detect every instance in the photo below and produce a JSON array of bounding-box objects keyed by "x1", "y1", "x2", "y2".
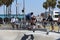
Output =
[{"x1": 0, "y1": 0, "x2": 59, "y2": 16}]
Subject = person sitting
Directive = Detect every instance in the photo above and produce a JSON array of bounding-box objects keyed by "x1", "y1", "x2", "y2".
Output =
[
  {"x1": 4, "y1": 17, "x2": 10, "y2": 24},
  {"x1": 0, "y1": 17, "x2": 3, "y2": 24}
]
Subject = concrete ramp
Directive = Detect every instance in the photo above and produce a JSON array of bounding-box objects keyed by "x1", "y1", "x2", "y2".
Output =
[{"x1": 0, "y1": 30, "x2": 60, "y2": 40}]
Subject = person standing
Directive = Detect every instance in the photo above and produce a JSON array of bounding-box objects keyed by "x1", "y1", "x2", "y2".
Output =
[
  {"x1": 15, "y1": 17, "x2": 19, "y2": 29},
  {"x1": 47, "y1": 14, "x2": 54, "y2": 31},
  {"x1": 11, "y1": 17, "x2": 15, "y2": 29},
  {"x1": 30, "y1": 15, "x2": 36, "y2": 32},
  {"x1": 36, "y1": 15, "x2": 43, "y2": 28},
  {"x1": 41, "y1": 13, "x2": 47, "y2": 28},
  {"x1": 57, "y1": 15, "x2": 60, "y2": 32},
  {"x1": 42, "y1": 16, "x2": 47, "y2": 28},
  {"x1": 36, "y1": 15, "x2": 43, "y2": 22}
]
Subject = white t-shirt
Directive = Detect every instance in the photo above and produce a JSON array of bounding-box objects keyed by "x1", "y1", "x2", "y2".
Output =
[
  {"x1": 15, "y1": 18, "x2": 19, "y2": 24},
  {"x1": 11, "y1": 18, "x2": 15, "y2": 23},
  {"x1": 15, "y1": 18, "x2": 19, "y2": 22},
  {"x1": 36, "y1": 16, "x2": 43, "y2": 22}
]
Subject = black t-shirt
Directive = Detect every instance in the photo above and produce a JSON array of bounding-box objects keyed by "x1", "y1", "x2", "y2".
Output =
[
  {"x1": 43, "y1": 18, "x2": 46, "y2": 21},
  {"x1": 47, "y1": 16, "x2": 53, "y2": 21}
]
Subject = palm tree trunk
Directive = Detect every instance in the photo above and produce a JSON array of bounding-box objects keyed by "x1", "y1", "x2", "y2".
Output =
[
  {"x1": 3, "y1": 5, "x2": 5, "y2": 17},
  {"x1": 45, "y1": 9, "x2": 47, "y2": 18},
  {"x1": 3, "y1": 5, "x2": 5, "y2": 24},
  {"x1": 8, "y1": 6, "x2": 10, "y2": 17},
  {"x1": 6, "y1": 6, "x2": 9, "y2": 17},
  {"x1": 10, "y1": 5, "x2": 11, "y2": 17},
  {"x1": 16, "y1": 0, "x2": 18, "y2": 17},
  {"x1": 8, "y1": 5, "x2": 11, "y2": 18},
  {"x1": 6, "y1": 6, "x2": 7, "y2": 17},
  {"x1": 49, "y1": 7, "x2": 51, "y2": 14},
  {"x1": 8, "y1": 6, "x2": 9, "y2": 17}
]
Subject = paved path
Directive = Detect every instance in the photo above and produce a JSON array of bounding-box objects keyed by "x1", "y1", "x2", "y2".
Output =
[
  {"x1": 0, "y1": 24, "x2": 60, "y2": 32},
  {"x1": 0, "y1": 30, "x2": 60, "y2": 40},
  {"x1": 0, "y1": 24, "x2": 12, "y2": 30}
]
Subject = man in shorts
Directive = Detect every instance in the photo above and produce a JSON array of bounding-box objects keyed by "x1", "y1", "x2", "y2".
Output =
[{"x1": 47, "y1": 14, "x2": 54, "y2": 31}]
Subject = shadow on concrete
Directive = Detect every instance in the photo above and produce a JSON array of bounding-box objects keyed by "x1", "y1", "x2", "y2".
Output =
[
  {"x1": 56, "y1": 38, "x2": 60, "y2": 40},
  {"x1": 21, "y1": 34, "x2": 34, "y2": 40}
]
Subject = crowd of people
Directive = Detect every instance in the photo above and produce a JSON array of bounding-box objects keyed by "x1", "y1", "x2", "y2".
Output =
[
  {"x1": 10, "y1": 12, "x2": 60, "y2": 32},
  {"x1": 36, "y1": 13, "x2": 60, "y2": 32}
]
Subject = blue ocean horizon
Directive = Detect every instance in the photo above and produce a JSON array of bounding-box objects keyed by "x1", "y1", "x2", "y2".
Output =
[{"x1": 0, "y1": 14, "x2": 24, "y2": 18}]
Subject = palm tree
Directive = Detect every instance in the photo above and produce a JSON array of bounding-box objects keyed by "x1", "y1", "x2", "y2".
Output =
[
  {"x1": 0, "y1": 0, "x2": 3, "y2": 6},
  {"x1": 57, "y1": 1, "x2": 60, "y2": 15},
  {"x1": 2, "y1": 0, "x2": 14, "y2": 17},
  {"x1": 43, "y1": 2, "x2": 49, "y2": 17},
  {"x1": 43, "y1": 0, "x2": 57, "y2": 14},
  {"x1": 47, "y1": 0, "x2": 56, "y2": 9},
  {"x1": 43, "y1": 2, "x2": 49, "y2": 10},
  {"x1": 57, "y1": 1, "x2": 60, "y2": 10},
  {"x1": 0, "y1": 0, "x2": 5, "y2": 17},
  {"x1": 47, "y1": 0, "x2": 57, "y2": 14},
  {"x1": 47, "y1": 0, "x2": 56, "y2": 12},
  {"x1": 2, "y1": 0, "x2": 14, "y2": 7}
]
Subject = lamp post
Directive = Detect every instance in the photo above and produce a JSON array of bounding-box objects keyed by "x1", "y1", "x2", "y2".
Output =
[
  {"x1": 22, "y1": 0, "x2": 25, "y2": 22},
  {"x1": 22, "y1": 0, "x2": 26, "y2": 28},
  {"x1": 22, "y1": 0, "x2": 25, "y2": 13}
]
